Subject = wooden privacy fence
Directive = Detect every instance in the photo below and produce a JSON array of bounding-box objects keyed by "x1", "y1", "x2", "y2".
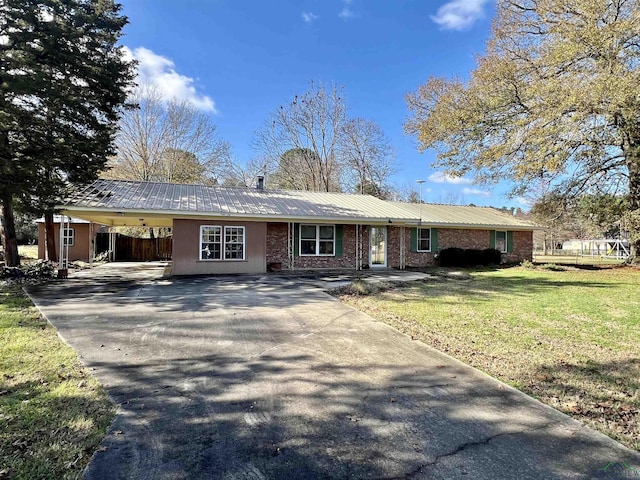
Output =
[
  {"x1": 116, "y1": 235, "x2": 172, "y2": 261},
  {"x1": 96, "y1": 233, "x2": 172, "y2": 261}
]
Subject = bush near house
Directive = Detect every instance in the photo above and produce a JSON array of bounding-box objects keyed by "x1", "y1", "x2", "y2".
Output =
[{"x1": 438, "y1": 247, "x2": 502, "y2": 267}]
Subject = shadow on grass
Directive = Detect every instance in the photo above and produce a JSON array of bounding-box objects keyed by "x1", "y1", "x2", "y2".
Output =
[
  {"x1": 397, "y1": 268, "x2": 615, "y2": 304},
  {"x1": 526, "y1": 358, "x2": 640, "y2": 450},
  {"x1": 0, "y1": 379, "x2": 114, "y2": 480}
]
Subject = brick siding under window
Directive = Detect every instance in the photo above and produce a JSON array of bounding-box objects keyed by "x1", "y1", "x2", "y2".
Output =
[
  {"x1": 389, "y1": 227, "x2": 533, "y2": 267},
  {"x1": 266, "y1": 223, "x2": 533, "y2": 270}
]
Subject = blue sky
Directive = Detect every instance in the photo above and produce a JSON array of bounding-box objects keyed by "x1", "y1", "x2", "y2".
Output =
[{"x1": 118, "y1": 0, "x2": 525, "y2": 208}]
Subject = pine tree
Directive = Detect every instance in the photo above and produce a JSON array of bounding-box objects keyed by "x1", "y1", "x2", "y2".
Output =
[{"x1": 0, "y1": 0, "x2": 135, "y2": 266}]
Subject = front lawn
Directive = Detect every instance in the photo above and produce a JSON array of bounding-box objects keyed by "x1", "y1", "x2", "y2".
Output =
[
  {"x1": 338, "y1": 266, "x2": 640, "y2": 451},
  {"x1": 0, "y1": 285, "x2": 115, "y2": 480}
]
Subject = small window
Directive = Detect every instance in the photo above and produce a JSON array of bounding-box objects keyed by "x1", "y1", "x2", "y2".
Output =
[
  {"x1": 418, "y1": 228, "x2": 430, "y2": 252},
  {"x1": 495, "y1": 231, "x2": 507, "y2": 253},
  {"x1": 62, "y1": 227, "x2": 74, "y2": 247},
  {"x1": 300, "y1": 225, "x2": 335, "y2": 256},
  {"x1": 300, "y1": 224, "x2": 317, "y2": 255}
]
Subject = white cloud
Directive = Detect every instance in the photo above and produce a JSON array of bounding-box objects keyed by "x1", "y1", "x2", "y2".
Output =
[
  {"x1": 339, "y1": 7, "x2": 354, "y2": 19},
  {"x1": 431, "y1": 0, "x2": 490, "y2": 31},
  {"x1": 123, "y1": 46, "x2": 216, "y2": 112},
  {"x1": 516, "y1": 196, "x2": 534, "y2": 208},
  {"x1": 302, "y1": 12, "x2": 318, "y2": 23},
  {"x1": 462, "y1": 187, "x2": 491, "y2": 197},
  {"x1": 428, "y1": 171, "x2": 473, "y2": 184}
]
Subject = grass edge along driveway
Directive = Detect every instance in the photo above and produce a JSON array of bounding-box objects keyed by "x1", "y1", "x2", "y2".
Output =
[
  {"x1": 337, "y1": 265, "x2": 640, "y2": 452},
  {"x1": 0, "y1": 284, "x2": 115, "y2": 480}
]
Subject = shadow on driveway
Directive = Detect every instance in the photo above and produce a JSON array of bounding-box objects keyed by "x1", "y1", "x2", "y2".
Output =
[{"x1": 26, "y1": 263, "x2": 640, "y2": 479}]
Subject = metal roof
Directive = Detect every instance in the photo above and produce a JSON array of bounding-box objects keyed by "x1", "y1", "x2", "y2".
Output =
[
  {"x1": 61, "y1": 179, "x2": 420, "y2": 225},
  {"x1": 392, "y1": 202, "x2": 537, "y2": 230}
]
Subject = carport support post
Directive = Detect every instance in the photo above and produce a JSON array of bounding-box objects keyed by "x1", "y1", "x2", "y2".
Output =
[
  {"x1": 108, "y1": 229, "x2": 117, "y2": 262},
  {"x1": 58, "y1": 215, "x2": 64, "y2": 269},
  {"x1": 89, "y1": 223, "x2": 93, "y2": 266}
]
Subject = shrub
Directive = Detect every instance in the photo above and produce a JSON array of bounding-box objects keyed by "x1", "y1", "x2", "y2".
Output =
[
  {"x1": 520, "y1": 259, "x2": 535, "y2": 269},
  {"x1": 463, "y1": 249, "x2": 484, "y2": 266},
  {"x1": 437, "y1": 247, "x2": 465, "y2": 267},
  {"x1": 437, "y1": 247, "x2": 502, "y2": 267},
  {"x1": 481, "y1": 248, "x2": 502, "y2": 266}
]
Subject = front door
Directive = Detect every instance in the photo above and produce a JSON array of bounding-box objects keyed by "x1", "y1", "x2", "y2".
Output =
[{"x1": 370, "y1": 226, "x2": 387, "y2": 268}]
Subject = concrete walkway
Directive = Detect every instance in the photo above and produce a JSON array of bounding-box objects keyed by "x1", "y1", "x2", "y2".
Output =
[{"x1": 26, "y1": 263, "x2": 640, "y2": 479}]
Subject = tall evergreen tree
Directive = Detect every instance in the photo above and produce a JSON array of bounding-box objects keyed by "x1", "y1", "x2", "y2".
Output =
[{"x1": 0, "y1": 0, "x2": 134, "y2": 266}]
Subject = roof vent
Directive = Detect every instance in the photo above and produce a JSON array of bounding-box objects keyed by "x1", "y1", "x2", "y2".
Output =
[{"x1": 257, "y1": 176, "x2": 265, "y2": 190}]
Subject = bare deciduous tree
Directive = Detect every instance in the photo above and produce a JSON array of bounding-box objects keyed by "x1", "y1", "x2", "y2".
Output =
[
  {"x1": 340, "y1": 118, "x2": 396, "y2": 197},
  {"x1": 255, "y1": 82, "x2": 396, "y2": 196},
  {"x1": 255, "y1": 82, "x2": 344, "y2": 192},
  {"x1": 105, "y1": 83, "x2": 230, "y2": 185}
]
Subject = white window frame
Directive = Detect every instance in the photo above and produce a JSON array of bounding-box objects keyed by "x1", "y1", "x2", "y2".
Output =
[
  {"x1": 417, "y1": 228, "x2": 431, "y2": 252},
  {"x1": 62, "y1": 227, "x2": 74, "y2": 247},
  {"x1": 299, "y1": 224, "x2": 335, "y2": 256},
  {"x1": 199, "y1": 225, "x2": 245, "y2": 261},
  {"x1": 495, "y1": 230, "x2": 507, "y2": 253},
  {"x1": 224, "y1": 226, "x2": 245, "y2": 260}
]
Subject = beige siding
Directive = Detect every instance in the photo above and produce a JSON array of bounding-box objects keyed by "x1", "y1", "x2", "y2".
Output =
[
  {"x1": 171, "y1": 219, "x2": 267, "y2": 275},
  {"x1": 38, "y1": 223, "x2": 94, "y2": 262}
]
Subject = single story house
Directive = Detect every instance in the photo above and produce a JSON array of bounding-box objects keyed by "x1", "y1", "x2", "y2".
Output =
[
  {"x1": 37, "y1": 216, "x2": 103, "y2": 262},
  {"x1": 58, "y1": 179, "x2": 537, "y2": 275}
]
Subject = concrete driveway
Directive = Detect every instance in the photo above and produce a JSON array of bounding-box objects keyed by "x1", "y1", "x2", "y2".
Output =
[{"x1": 27, "y1": 263, "x2": 640, "y2": 479}]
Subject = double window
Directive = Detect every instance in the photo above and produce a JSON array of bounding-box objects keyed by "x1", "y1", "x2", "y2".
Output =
[
  {"x1": 200, "y1": 226, "x2": 245, "y2": 261},
  {"x1": 417, "y1": 228, "x2": 431, "y2": 252},
  {"x1": 300, "y1": 224, "x2": 335, "y2": 256},
  {"x1": 62, "y1": 227, "x2": 74, "y2": 247}
]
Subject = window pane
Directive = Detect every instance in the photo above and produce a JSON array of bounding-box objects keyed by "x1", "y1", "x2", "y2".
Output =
[
  {"x1": 319, "y1": 241, "x2": 334, "y2": 255},
  {"x1": 201, "y1": 226, "x2": 222, "y2": 260},
  {"x1": 202, "y1": 243, "x2": 221, "y2": 259},
  {"x1": 319, "y1": 225, "x2": 334, "y2": 239},
  {"x1": 225, "y1": 244, "x2": 243, "y2": 259},
  {"x1": 301, "y1": 240, "x2": 316, "y2": 255},
  {"x1": 418, "y1": 228, "x2": 430, "y2": 251},
  {"x1": 495, "y1": 231, "x2": 507, "y2": 252},
  {"x1": 62, "y1": 228, "x2": 74, "y2": 246},
  {"x1": 301, "y1": 225, "x2": 316, "y2": 239},
  {"x1": 224, "y1": 226, "x2": 244, "y2": 260}
]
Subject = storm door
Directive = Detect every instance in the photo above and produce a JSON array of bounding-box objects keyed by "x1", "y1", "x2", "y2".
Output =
[{"x1": 370, "y1": 226, "x2": 387, "y2": 267}]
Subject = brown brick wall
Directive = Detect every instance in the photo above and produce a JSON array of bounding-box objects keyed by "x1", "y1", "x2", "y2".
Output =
[
  {"x1": 265, "y1": 223, "x2": 534, "y2": 270},
  {"x1": 266, "y1": 223, "x2": 288, "y2": 265},
  {"x1": 440, "y1": 229, "x2": 491, "y2": 250},
  {"x1": 266, "y1": 223, "x2": 368, "y2": 270},
  {"x1": 505, "y1": 230, "x2": 534, "y2": 263},
  {"x1": 398, "y1": 227, "x2": 534, "y2": 267}
]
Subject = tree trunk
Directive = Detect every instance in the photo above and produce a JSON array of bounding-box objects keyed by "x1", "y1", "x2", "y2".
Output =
[
  {"x1": 44, "y1": 211, "x2": 58, "y2": 262},
  {"x1": 0, "y1": 191, "x2": 20, "y2": 267}
]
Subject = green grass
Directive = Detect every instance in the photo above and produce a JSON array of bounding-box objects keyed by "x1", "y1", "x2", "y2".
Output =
[
  {"x1": 533, "y1": 254, "x2": 625, "y2": 266},
  {"x1": 0, "y1": 286, "x2": 115, "y2": 480},
  {"x1": 338, "y1": 266, "x2": 640, "y2": 451}
]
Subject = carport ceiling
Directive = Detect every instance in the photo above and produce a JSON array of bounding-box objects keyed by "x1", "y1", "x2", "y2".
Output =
[{"x1": 61, "y1": 209, "x2": 174, "y2": 228}]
